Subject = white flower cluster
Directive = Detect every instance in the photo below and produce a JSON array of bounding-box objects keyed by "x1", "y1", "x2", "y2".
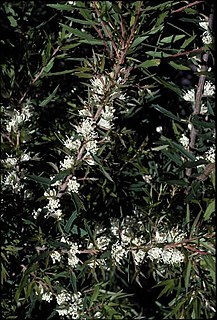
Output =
[
  {"x1": 63, "y1": 136, "x2": 81, "y2": 151},
  {"x1": 60, "y1": 155, "x2": 75, "y2": 170},
  {"x1": 3, "y1": 171, "x2": 22, "y2": 193},
  {"x1": 111, "y1": 242, "x2": 129, "y2": 265},
  {"x1": 56, "y1": 290, "x2": 83, "y2": 319},
  {"x1": 205, "y1": 146, "x2": 215, "y2": 163},
  {"x1": 203, "y1": 81, "x2": 215, "y2": 97},
  {"x1": 2, "y1": 152, "x2": 31, "y2": 193},
  {"x1": 147, "y1": 247, "x2": 184, "y2": 265},
  {"x1": 36, "y1": 284, "x2": 53, "y2": 303},
  {"x1": 199, "y1": 19, "x2": 213, "y2": 45},
  {"x1": 44, "y1": 189, "x2": 63, "y2": 219},
  {"x1": 179, "y1": 134, "x2": 189, "y2": 148},
  {"x1": 155, "y1": 228, "x2": 187, "y2": 244},
  {"x1": 146, "y1": 228, "x2": 186, "y2": 265},
  {"x1": 51, "y1": 251, "x2": 61, "y2": 264},
  {"x1": 60, "y1": 236, "x2": 80, "y2": 268},
  {"x1": 110, "y1": 216, "x2": 146, "y2": 266},
  {"x1": 183, "y1": 89, "x2": 195, "y2": 102},
  {"x1": 143, "y1": 174, "x2": 152, "y2": 184},
  {"x1": 5, "y1": 104, "x2": 32, "y2": 133},
  {"x1": 67, "y1": 176, "x2": 80, "y2": 193}
]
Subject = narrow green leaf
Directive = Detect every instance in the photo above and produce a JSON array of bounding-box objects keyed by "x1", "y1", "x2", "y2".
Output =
[
  {"x1": 42, "y1": 58, "x2": 54, "y2": 76},
  {"x1": 169, "y1": 61, "x2": 191, "y2": 70},
  {"x1": 8, "y1": 16, "x2": 17, "y2": 27},
  {"x1": 139, "y1": 59, "x2": 161, "y2": 68},
  {"x1": 146, "y1": 51, "x2": 170, "y2": 58},
  {"x1": 160, "y1": 34, "x2": 185, "y2": 44},
  {"x1": 152, "y1": 104, "x2": 181, "y2": 122},
  {"x1": 130, "y1": 36, "x2": 149, "y2": 48},
  {"x1": 203, "y1": 199, "x2": 215, "y2": 221},
  {"x1": 47, "y1": 4, "x2": 74, "y2": 10},
  {"x1": 65, "y1": 16, "x2": 95, "y2": 25},
  {"x1": 39, "y1": 85, "x2": 59, "y2": 107},
  {"x1": 181, "y1": 35, "x2": 196, "y2": 49},
  {"x1": 25, "y1": 174, "x2": 51, "y2": 186},
  {"x1": 185, "y1": 260, "x2": 192, "y2": 293},
  {"x1": 64, "y1": 211, "x2": 77, "y2": 233},
  {"x1": 60, "y1": 24, "x2": 96, "y2": 41}
]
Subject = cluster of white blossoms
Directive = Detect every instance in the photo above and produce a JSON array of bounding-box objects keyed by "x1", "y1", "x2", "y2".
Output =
[
  {"x1": 155, "y1": 228, "x2": 187, "y2": 244},
  {"x1": 56, "y1": 290, "x2": 83, "y2": 319},
  {"x1": 2, "y1": 152, "x2": 31, "y2": 193},
  {"x1": 199, "y1": 19, "x2": 213, "y2": 45},
  {"x1": 205, "y1": 146, "x2": 215, "y2": 163},
  {"x1": 111, "y1": 242, "x2": 129, "y2": 265},
  {"x1": 5, "y1": 104, "x2": 32, "y2": 133},
  {"x1": 146, "y1": 228, "x2": 186, "y2": 265},
  {"x1": 36, "y1": 283, "x2": 53, "y2": 303},
  {"x1": 60, "y1": 236, "x2": 80, "y2": 268},
  {"x1": 110, "y1": 216, "x2": 146, "y2": 266},
  {"x1": 183, "y1": 89, "x2": 195, "y2": 102},
  {"x1": 147, "y1": 247, "x2": 185, "y2": 265},
  {"x1": 203, "y1": 81, "x2": 215, "y2": 97},
  {"x1": 179, "y1": 134, "x2": 189, "y2": 148},
  {"x1": 44, "y1": 189, "x2": 63, "y2": 219}
]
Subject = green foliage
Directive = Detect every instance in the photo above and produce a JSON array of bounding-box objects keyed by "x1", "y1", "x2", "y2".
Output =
[{"x1": 1, "y1": 1, "x2": 215, "y2": 319}]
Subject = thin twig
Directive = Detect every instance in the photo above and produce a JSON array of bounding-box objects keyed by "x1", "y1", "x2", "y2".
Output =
[
  {"x1": 166, "y1": 47, "x2": 204, "y2": 59},
  {"x1": 186, "y1": 11, "x2": 214, "y2": 176},
  {"x1": 93, "y1": 1, "x2": 120, "y2": 59},
  {"x1": 171, "y1": 1, "x2": 204, "y2": 14},
  {"x1": 18, "y1": 46, "x2": 60, "y2": 104}
]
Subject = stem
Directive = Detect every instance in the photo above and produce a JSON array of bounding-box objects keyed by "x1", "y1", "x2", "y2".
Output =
[
  {"x1": 93, "y1": 1, "x2": 120, "y2": 60},
  {"x1": 171, "y1": 1, "x2": 204, "y2": 14},
  {"x1": 18, "y1": 45, "x2": 60, "y2": 104},
  {"x1": 186, "y1": 11, "x2": 213, "y2": 177}
]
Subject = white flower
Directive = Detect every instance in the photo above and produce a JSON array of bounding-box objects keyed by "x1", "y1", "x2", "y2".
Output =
[
  {"x1": 199, "y1": 19, "x2": 212, "y2": 45},
  {"x1": 51, "y1": 251, "x2": 61, "y2": 263},
  {"x1": 85, "y1": 139, "x2": 98, "y2": 154},
  {"x1": 6, "y1": 105, "x2": 32, "y2": 132},
  {"x1": 133, "y1": 249, "x2": 146, "y2": 265},
  {"x1": 111, "y1": 242, "x2": 128, "y2": 265},
  {"x1": 76, "y1": 118, "x2": 97, "y2": 140},
  {"x1": 97, "y1": 118, "x2": 112, "y2": 130},
  {"x1": 143, "y1": 174, "x2": 152, "y2": 184},
  {"x1": 203, "y1": 81, "x2": 215, "y2": 96},
  {"x1": 90, "y1": 76, "x2": 107, "y2": 102},
  {"x1": 4, "y1": 156, "x2": 17, "y2": 167},
  {"x1": 183, "y1": 89, "x2": 195, "y2": 102},
  {"x1": 44, "y1": 189, "x2": 57, "y2": 198},
  {"x1": 156, "y1": 126, "x2": 163, "y2": 133},
  {"x1": 68, "y1": 243, "x2": 80, "y2": 267},
  {"x1": 60, "y1": 155, "x2": 75, "y2": 170},
  {"x1": 205, "y1": 146, "x2": 215, "y2": 162},
  {"x1": 67, "y1": 176, "x2": 80, "y2": 193},
  {"x1": 64, "y1": 136, "x2": 81, "y2": 151},
  {"x1": 201, "y1": 31, "x2": 212, "y2": 44},
  {"x1": 32, "y1": 208, "x2": 42, "y2": 219},
  {"x1": 50, "y1": 209, "x2": 63, "y2": 220},
  {"x1": 179, "y1": 134, "x2": 189, "y2": 148},
  {"x1": 96, "y1": 235, "x2": 110, "y2": 250},
  {"x1": 56, "y1": 291, "x2": 83, "y2": 319},
  {"x1": 3, "y1": 171, "x2": 22, "y2": 192},
  {"x1": 200, "y1": 103, "x2": 208, "y2": 114},
  {"x1": 155, "y1": 231, "x2": 167, "y2": 243},
  {"x1": 21, "y1": 153, "x2": 31, "y2": 161},
  {"x1": 147, "y1": 247, "x2": 163, "y2": 261},
  {"x1": 169, "y1": 249, "x2": 185, "y2": 264},
  {"x1": 36, "y1": 284, "x2": 53, "y2": 303}
]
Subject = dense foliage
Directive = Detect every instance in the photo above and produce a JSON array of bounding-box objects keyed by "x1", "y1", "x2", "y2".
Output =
[{"x1": 1, "y1": 1, "x2": 215, "y2": 319}]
